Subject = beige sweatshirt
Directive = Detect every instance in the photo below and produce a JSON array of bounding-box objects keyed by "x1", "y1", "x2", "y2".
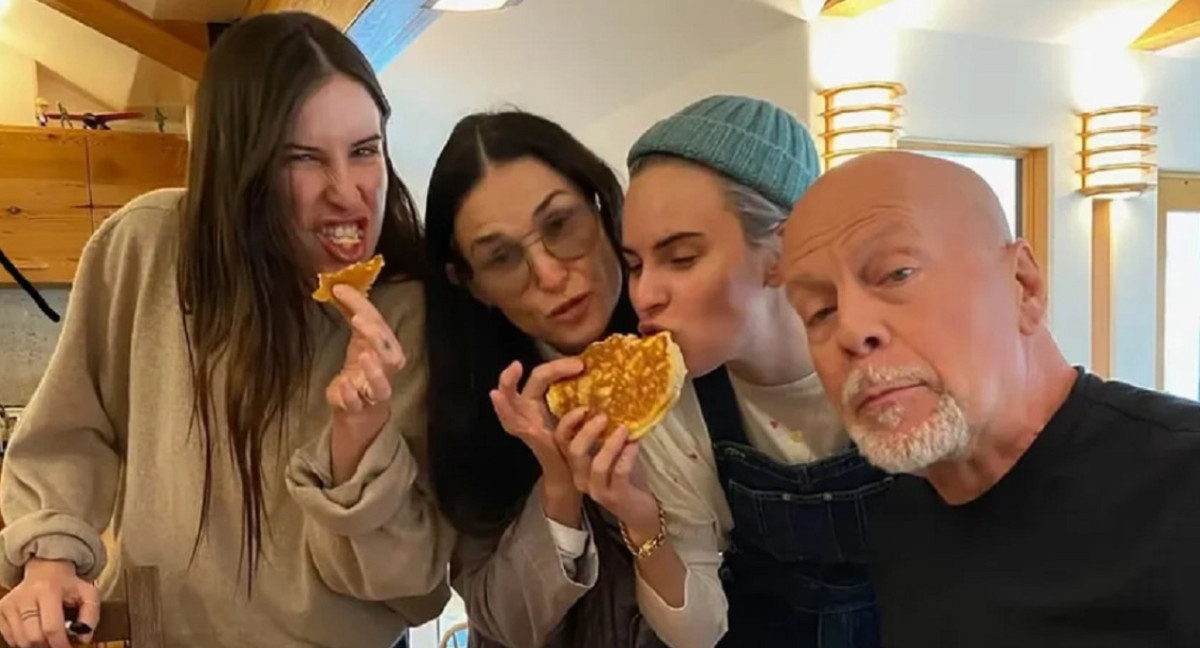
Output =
[{"x1": 0, "y1": 189, "x2": 454, "y2": 647}]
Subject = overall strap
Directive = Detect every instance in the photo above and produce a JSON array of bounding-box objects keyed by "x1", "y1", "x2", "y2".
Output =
[{"x1": 693, "y1": 367, "x2": 750, "y2": 446}]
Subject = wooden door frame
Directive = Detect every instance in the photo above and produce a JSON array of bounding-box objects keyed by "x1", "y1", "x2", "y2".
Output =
[
  {"x1": 1092, "y1": 199, "x2": 1113, "y2": 377},
  {"x1": 1155, "y1": 172, "x2": 1200, "y2": 390}
]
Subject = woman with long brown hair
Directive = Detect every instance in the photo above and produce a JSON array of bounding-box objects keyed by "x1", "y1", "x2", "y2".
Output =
[{"x1": 0, "y1": 12, "x2": 450, "y2": 648}]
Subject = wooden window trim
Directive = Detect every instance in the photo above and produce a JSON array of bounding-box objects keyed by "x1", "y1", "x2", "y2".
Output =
[
  {"x1": 1154, "y1": 172, "x2": 1200, "y2": 389},
  {"x1": 897, "y1": 139, "x2": 1051, "y2": 284}
]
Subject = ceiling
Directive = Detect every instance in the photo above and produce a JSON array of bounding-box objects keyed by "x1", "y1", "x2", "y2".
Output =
[
  {"x1": 120, "y1": 0, "x2": 247, "y2": 21},
  {"x1": 0, "y1": 0, "x2": 247, "y2": 113},
  {"x1": 762, "y1": 0, "x2": 1200, "y2": 56},
  {"x1": 380, "y1": 0, "x2": 801, "y2": 202},
  {"x1": 906, "y1": 0, "x2": 1176, "y2": 44},
  {"x1": 382, "y1": 0, "x2": 1200, "y2": 204},
  {"x1": 905, "y1": 0, "x2": 1199, "y2": 55},
  {"x1": 3, "y1": 0, "x2": 1198, "y2": 119}
]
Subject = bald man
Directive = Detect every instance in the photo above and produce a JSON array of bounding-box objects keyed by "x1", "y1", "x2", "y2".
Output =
[{"x1": 780, "y1": 151, "x2": 1200, "y2": 647}]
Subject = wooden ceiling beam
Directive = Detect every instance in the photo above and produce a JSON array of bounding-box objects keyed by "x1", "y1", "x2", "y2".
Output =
[
  {"x1": 1132, "y1": 0, "x2": 1200, "y2": 52},
  {"x1": 31, "y1": 0, "x2": 207, "y2": 79},
  {"x1": 243, "y1": 0, "x2": 372, "y2": 32},
  {"x1": 157, "y1": 20, "x2": 211, "y2": 53},
  {"x1": 820, "y1": 0, "x2": 898, "y2": 18}
]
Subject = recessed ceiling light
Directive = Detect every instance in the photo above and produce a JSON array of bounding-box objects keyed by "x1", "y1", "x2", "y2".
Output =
[{"x1": 422, "y1": 0, "x2": 523, "y2": 12}]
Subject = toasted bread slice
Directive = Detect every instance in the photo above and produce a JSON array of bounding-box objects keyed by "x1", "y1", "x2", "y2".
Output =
[
  {"x1": 546, "y1": 331, "x2": 686, "y2": 440},
  {"x1": 311, "y1": 254, "x2": 385, "y2": 303}
]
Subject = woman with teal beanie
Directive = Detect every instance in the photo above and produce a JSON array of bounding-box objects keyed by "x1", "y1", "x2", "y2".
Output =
[{"x1": 556, "y1": 95, "x2": 890, "y2": 647}]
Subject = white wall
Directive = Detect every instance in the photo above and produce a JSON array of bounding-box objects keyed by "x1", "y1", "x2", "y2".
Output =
[
  {"x1": 36, "y1": 63, "x2": 112, "y2": 113},
  {"x1": 576, "y1": 22, "x2": 810, "y2": 172},
  {"x1": 868, "y1": 29, "x2": 1095, "y2": 370},
  {"x1": 0, "y1": 41, "x2": 37, "y2": 126},
  {"x1": 381, "y1": 0, "x2": 810, "y2": 208},
  {"x1": 819, "y1": 27, "x2": 1200, "y2": 388}
]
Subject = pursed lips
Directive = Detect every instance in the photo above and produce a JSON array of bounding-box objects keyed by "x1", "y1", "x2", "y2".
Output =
[
  {"x1": 849, "y1": 380, "x2": 924, "y2": 413},
  {"x1": 550, "y1": 293, "x2": 590, "y2": 318},
  {"x1": 637, "y1": 322, "x2": 664, "y2": 336}
]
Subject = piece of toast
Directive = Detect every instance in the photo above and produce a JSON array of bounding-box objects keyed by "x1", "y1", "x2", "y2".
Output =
[
  {"x1": 311, "y1": 254, "x2": 385, "y2": 303},
  {"x1": 546, "y1": 331, "x2": 686, "y2": 440}
]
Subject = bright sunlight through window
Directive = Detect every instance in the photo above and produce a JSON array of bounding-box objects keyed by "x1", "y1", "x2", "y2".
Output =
[
  {"x1": 914, "y1": 151, "x2": 1020, "y2": 238},
  {"x1": 1163, "y1": 211, "x2": 1200, "y2": 401}
]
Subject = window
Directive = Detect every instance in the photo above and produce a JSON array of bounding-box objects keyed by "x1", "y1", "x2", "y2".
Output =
[
  {"x1": 898, "y1": 140, "x2": 1050, "y2": 274},
  {"x1": 1162, "y1": 211, "x2": 1200, "y2": 400},
  {"x1": 409, "y1": 591, "x2": 468, "y2": 648},
  {"x1": 914, "y1": 151, "x2": 1021, "y2": 238},
  {"x1": 1157, "y1": 176, "x2": 1200, "y2": 401}
]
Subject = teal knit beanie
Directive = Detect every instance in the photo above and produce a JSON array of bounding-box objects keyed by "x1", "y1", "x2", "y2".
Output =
[{"x1": 627, "y1": 95, "x2": 820, "y2": 210}]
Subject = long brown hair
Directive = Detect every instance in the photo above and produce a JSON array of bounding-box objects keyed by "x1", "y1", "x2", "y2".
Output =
[{"x1": 176, "y1": 12, "x2": 425, "y2": 592}]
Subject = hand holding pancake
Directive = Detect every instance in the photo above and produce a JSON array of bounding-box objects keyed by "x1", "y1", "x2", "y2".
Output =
[
  {"x1": 546, "y1": 332, "x2": 686, "y2": 542},
  {"x1": 545, "y1": 332, "x2": 686, "y2": 439},
  {"x1": 325, "y1": 283, "x2": 406, "y2": 485},
  {"x1": 559, "y1": 423, "x2": 661, "y2": 542},
  {"x1": 491, "y1": 358, "x2": 587, "y2": 525}
]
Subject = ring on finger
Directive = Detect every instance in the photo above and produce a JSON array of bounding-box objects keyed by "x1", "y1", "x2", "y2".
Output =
[{"x1": 355, "y1": 378, "x2": 377, "y2": 406}]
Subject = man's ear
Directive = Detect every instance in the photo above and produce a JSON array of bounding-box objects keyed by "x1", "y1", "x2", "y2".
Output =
[
  {"x1": 763, "y1": 230, "x2": 784, "y2": 288},
  {"x1": 766, "y1": 256, "x2": 784, "y2": 288},
  {"x1": 1012, "y1": 241, "x2": 1047, "y2": 335}
]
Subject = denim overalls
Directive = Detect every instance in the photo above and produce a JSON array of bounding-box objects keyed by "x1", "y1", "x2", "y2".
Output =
[{"x1": 694, "y1": 368, "x2": 893, "y2": 647}]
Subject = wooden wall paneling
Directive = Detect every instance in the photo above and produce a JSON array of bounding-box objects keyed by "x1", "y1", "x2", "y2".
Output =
[
  {"x1": 91, "y1": 207, "x2": 120, "y2": 230},
  {"x1": 0, "y1": 128, "x2": 93, "y2": 285},
  {"x1": 87, "y1": 130, "x2": 188, "y2": 211}
]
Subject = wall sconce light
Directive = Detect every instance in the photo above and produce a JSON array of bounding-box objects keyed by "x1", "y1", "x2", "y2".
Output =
[
  {"x1": 818, "y1": 81, "x2": 906, "y2": 170},
  {"x1": 1079, "y1": 105, "x2": 1157, "y2": 199}
]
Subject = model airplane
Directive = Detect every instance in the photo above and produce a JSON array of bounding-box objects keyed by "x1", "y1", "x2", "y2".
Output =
[{"x1": 38, "y1": 103, "x2": 144, "y2": 130}]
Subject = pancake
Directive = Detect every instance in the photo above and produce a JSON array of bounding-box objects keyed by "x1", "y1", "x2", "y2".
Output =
[
  {"x1": 546, "y1": 331, "x2": 686, "y2": 440},
  {"x1": 311, "y1": 254, "x2": 385, "y2": 303}
]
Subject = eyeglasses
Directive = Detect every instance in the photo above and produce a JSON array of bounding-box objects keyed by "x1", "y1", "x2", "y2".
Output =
[{"x1": 464, "y1": 203, "x2": 601, "y2": 297}]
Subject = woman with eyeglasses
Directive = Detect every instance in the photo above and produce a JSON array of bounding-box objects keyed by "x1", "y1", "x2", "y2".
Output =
[{"x1": 420, "y1": 110, "x2": 661, "y2": 648}]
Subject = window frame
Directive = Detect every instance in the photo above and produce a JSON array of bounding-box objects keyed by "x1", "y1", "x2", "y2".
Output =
[
  {"x1": 1155, "y1": 172, "x2": 1200, "y2": 392},
  {"x1": 897, "y1": 139, "x2": 1051, "y2": 275}
]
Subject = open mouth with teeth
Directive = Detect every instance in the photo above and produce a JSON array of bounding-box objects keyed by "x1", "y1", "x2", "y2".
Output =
[{"x1": 319, "y1": 221, "x2": 368, "y2": 264}]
